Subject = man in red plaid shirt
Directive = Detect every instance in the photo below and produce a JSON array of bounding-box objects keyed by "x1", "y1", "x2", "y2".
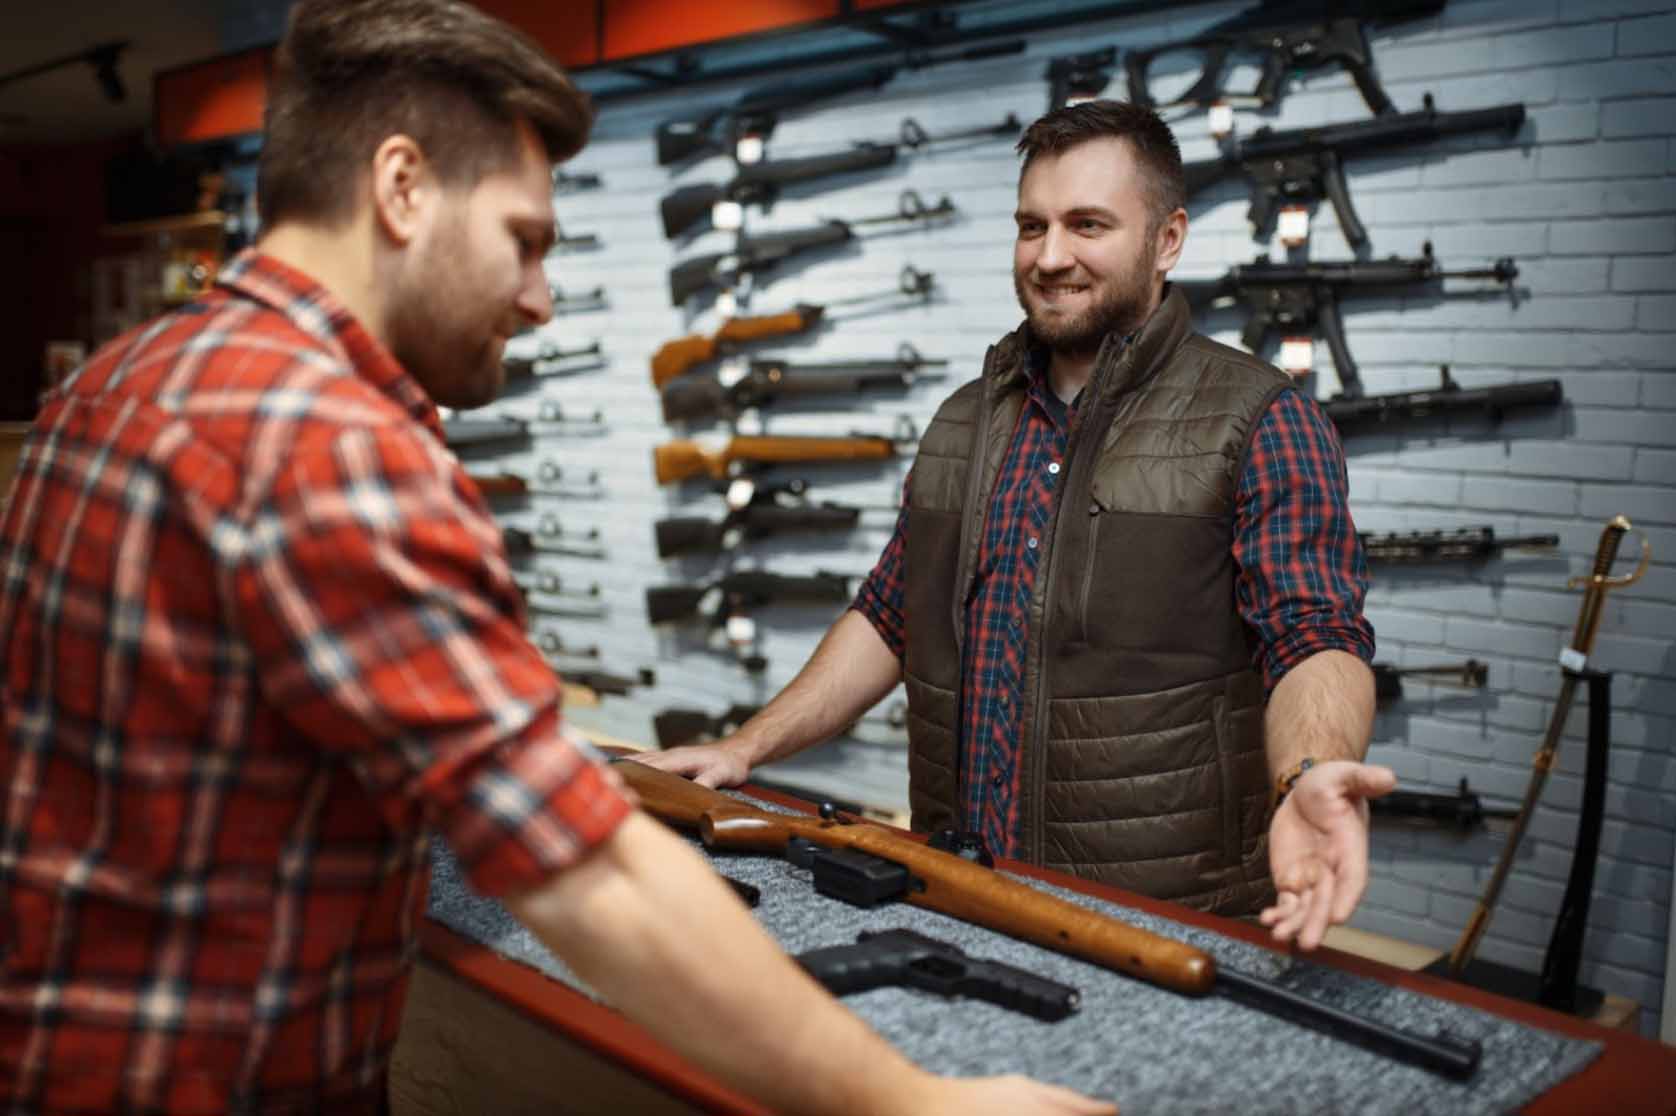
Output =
[
  {"x1": 0, "y1": 3, "x2": 1114, "y2": 1115},
  {"x1": 640, "y1": 102, "x2": 1397, "y2": 949}
]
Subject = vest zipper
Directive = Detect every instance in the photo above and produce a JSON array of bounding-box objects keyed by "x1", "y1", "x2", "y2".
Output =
[
  {"x1": 950, "y1": 348, "x2": 1001, "y2": 661},
  {"x1": 1025, "y1": 366, "x2": 1124, "y2": 864}
]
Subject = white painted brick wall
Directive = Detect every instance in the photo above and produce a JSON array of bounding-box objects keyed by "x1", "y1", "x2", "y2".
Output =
[{"x1": 487, "y1": 0, "x2": 1676, "y2": 1038}]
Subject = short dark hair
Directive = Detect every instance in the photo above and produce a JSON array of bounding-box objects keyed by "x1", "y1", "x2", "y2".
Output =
[
  {"x1": 1015, "y1": 100, "x2": 1186, "y2": 234},
  {"x1": 257, "y1": 0, "x2": 593, "y2": 228}
]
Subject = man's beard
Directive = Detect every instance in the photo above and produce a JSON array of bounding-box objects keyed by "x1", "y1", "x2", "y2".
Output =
[
  {"x1": 1014, "y1": 244, "x2": 1158, "y2": 356},
  {"x1": 386, "y1": 219, "x2": 507, "y2": 411}
]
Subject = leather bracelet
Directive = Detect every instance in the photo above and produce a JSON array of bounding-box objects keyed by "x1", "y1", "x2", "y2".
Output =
[{"x1": 1272, "y1": 757, "x2": 1316, "y2": 811}]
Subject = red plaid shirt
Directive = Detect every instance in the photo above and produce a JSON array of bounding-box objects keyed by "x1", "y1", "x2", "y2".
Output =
[
  {"x1": 0, "y1": 251, "x2": 631, "y2": 1114},
  {"x1": 855, "y1": 347, "x2": 1373, "y2": 856}
]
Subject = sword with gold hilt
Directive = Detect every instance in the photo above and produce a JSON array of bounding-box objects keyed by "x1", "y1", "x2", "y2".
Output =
[{"x1": 1446, "y1": 515, "x2": 1651, "y2": 977}]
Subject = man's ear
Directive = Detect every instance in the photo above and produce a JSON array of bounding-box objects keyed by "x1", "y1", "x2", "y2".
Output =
[
  {"x1": 1154, "y1": 207, "x2": 1188, "y2": 275},
  {"x1": 369, "y1": 134, "x2": 434, "y2": 246}
]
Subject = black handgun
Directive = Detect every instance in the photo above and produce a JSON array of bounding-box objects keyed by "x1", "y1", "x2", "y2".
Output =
[{"x1": 796, "y1": 927, "x2": 1081, "y2": 1022}]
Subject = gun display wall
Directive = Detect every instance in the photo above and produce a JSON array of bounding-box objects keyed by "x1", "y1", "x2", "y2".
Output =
[{"x1": 439, "y1": 0, "x2": 1674, "y2": 1031}]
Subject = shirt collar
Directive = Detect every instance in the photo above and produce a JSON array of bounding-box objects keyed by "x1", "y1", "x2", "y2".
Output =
[{"x1": 215, "y1": 249, "x2": 445, "y2": 442}]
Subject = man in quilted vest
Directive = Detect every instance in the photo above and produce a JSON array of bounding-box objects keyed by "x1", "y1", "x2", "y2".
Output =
[{"x1": 633, "y1": 101, "x2": 1394, "y2": 950}]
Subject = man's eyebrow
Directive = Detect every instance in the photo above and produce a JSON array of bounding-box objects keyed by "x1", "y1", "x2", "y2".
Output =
[
  {"x1": 514, "y1": 215, "x2": 556, "y2": 254},
  {"x1": 1012, "y1": 205, "x2": 1121, "y2": 223}
]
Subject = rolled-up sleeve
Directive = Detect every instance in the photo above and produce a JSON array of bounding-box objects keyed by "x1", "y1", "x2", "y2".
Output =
[
  {"x1": 850, "y1": 471, "x2": 912, "y2": 660},
  {"x1": 1234, "y1": 388, "x2": 1376, "y2": 692},
  {"x1": 236, "y1": 423, "x2": 631, "y2": 897}
]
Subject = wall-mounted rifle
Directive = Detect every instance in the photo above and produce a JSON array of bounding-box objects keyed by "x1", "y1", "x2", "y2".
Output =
[
  {"x1": 1125, "y1": 0, "x2": 1446, "y2": 117},
  {"x1": 1372, "y1": 660, "x2": 1487, "y2": 704},
  {"x1": 1362, "y1": 527, "x2": 1559, "y2": 564},
  {"x1": 1184, "y1": 95, "x2": 1525, "y2": 247},
  {"x1": 653, "y1": 417, "x2": 915, "y2": 485},
  {"x1": 661, "y1": 115, "x2": 1018, "y2": 238},
  {"x1": 669, "y1": 191, "x2": 955, "y2": 306},
  {"x1": 650, "y1": 265, "x2": 937, "y2": 387},
  {"x1": 661, "y1": 343, "x2": 946, "y2": 423}
]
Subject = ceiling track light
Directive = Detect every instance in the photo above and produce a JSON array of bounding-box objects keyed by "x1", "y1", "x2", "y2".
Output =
[{"x1": 0, "y1": 39, "x2": 131, "y2": 104}]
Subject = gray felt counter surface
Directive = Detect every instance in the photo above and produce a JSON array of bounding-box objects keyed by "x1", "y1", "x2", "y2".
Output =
[{"x1": 426, "y1": 803, "x2": 1599, "y2": 1116}]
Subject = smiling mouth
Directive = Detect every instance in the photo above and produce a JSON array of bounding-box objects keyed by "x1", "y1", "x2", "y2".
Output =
[{"x1": 1035, "y1": 283, "x2": 1089, "y2": 297}]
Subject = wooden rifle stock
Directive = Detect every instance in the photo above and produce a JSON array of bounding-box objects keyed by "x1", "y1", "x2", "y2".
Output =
[
  {"x1": 466, "y1": 472, "x2": 527, "y2": 501},
  {"x1": 654, "y1": 435, "x2": 896, "y2": 485},
  {"x1": 615, "y1": 759, "x2": 1215, "y2": 995},
  {"x1": 650, "y1": 307, "x2": 823, "y2": 387}
]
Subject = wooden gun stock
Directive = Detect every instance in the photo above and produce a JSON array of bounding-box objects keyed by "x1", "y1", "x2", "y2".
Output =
[
  {"x1": 466, "y1": 472, "x2": 528, "y2": 500},
  {"x1": 650, "y1": 308, "x2": 823, "y2": 387},
  {"x1": 615, "y1": 759, "x2": 1215, "y2": 996},
  {"x1": 650, "y1": 336, "x2": 717, "y2": 388},
  {"x1": 653, "y1": 435, "x2": 896, "y2": 486}
]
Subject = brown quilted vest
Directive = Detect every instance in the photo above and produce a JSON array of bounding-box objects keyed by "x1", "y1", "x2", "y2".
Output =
[{"x1": 901, "y1": 286, "x2": 1291, "y2": 915}]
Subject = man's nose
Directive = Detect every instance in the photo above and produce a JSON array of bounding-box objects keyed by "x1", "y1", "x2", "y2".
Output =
[
  {"x1": 518, "y1": 269, "x2": 555, "y2": 327},
  {"x1": 1034, "y1": 225, "x2": 1075, "y2": 273}
]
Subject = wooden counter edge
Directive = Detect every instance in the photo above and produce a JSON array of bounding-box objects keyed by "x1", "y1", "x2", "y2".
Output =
[{"x1": 420, "y1": 773, "x2": 1676, "y2": 1116}]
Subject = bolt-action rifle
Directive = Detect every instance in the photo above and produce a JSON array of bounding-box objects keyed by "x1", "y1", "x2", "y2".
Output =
[
  {"x1": 645, "y1": 569, "x2": 857, "y2": 628},
  {"x1": 653, "y1": 418, "x2": 915, "y2": 485},
  {"x1": 467, "y1": 463, "x2": 605, "y2": 503},
  {"x1": 442, "y1": 404, "x2": 608, "y2": 451},
  {"x1": 504, "y1": 340, "x2": 604, "y2": 382},
  {"x1": 503, "y1": 517, "x2": 607, "y2": 560},
  {"x1": 650, "y1": 265, "x2": 937, "y2": 387},
  {"x1": 653, "y1": 703, "x2": 763, "y2": 749},
  {"x1": 1371, "y1": 660, "x2": 1487, "y2": 704},
  {"x1": 661, "y1": 343, "x2": 946, "y2": 423},
  {"x1": 661, "y1": 115, "x2": 1018, "y2": 239},
  {"x1": 1125, "y1": 0, "x2": 1447, "y2": 117},
  {"x1": 1362, "y1": 527, "x2": 1559, "y2": 564},
  {"x1": 654, "y1": 41, "x2": 1024, "y2": 166},
  {"x1": 615, "y1": 759, "x2": 1483, "y2": 1079},
  {"x1": 655, "y1": 501, "x2": 860, "y2": 558},
  {"x1": 669, "y1": 191, "x2": 955, "y2": 306},
  {"x1": 1184, "y1": 96, "x2": 1525, "y2": 247},
  {"x1": 1370, "y1": 779, "x2": 1518, "y2": 832}
]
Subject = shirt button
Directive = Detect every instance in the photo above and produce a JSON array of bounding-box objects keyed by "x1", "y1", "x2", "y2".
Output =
[
  {"x1": 1047, "y1": 462, "x2": 1061, "y2": 475},
  {"x1": 991, "y1": 773, "x2": 1004, "y2": 789},
  {"x1": 1026, "y1": 536, "x2": 1039, "y2": 550}
]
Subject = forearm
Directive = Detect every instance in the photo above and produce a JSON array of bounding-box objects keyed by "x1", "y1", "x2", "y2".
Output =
[
  {"x1": 506, "y1": 811, "x2": 932, "y2": 1116},
  {"x1": 1263, "y1": 649, "x2": 1375, "y2": 780},
  {"x1": 731, "y1": 609, "x2": 903, "y2": 767}
]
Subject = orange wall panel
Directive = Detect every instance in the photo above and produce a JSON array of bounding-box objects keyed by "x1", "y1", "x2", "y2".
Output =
[
  {"x1": 468, "y1": 0, "x2": 602, "y2": 68},
  {"x1": 603, "y1": 0, "x2": 840, "y2": 61},
  {"x1": 154, "y1": 49, "x2": 271, "y2": 148}
]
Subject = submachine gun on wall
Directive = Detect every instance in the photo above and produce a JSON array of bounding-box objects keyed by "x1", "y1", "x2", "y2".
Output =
[
  {"x1": 1183, "y1": 96, "x2": 1526, "y2": 247},
  {"x1": 653, "y1": 42, "x2": 1025, "y2": 166},
  {"x1": 1176, "y1": 246, "x2": 1564, "y2": 431},
  {"x1": 1125, "y1": 0, "x2": 1447, "y2": 117},
  {"x1": 660, "y1": 115, "x2": 1019, "y2": 239}
]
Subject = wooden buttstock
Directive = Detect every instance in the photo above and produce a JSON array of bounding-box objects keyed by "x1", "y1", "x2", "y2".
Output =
[
  {"x1": 652, "y1": 441, "x2": 721, "y2": 485},
  {"x1": 466, "y1": 472, "x2": 526, "y2": 500},
  {"x1": 715, "y1": 309, "x2": 813, "y2": 346},
  {"x1": 615, "y1": 757, "x2": 775, "y2": 828},
  {"x1": 650, "y1": 336, "x2": 715, "y2": 388},
  {"x1": 727, "y1": 435, "x2": 895, "y2": 468},
  {"x1": 616, "y1": 758, "x2": 1217, "y2": 997}
]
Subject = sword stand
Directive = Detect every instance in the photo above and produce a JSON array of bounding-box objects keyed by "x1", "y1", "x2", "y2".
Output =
[{"x1": 1425, "y1": 668, "x2": 1612, "y2": 1018}]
